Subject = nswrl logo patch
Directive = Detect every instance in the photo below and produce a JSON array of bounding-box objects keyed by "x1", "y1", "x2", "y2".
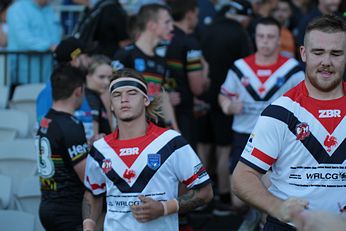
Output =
[{"x1": 147, "y1": 153, "x2": 161, "y2": 170}]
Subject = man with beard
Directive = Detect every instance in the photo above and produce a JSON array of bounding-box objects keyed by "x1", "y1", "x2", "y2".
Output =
[
  {"x1": 82, "y1": 68, "x2": 213, "y2": 231},
  {"x1": 232, "y1": 15, "x2": 346, "y2": 231},
  {"x1": 219, "y1": 16, "x2": 304, "y2": 230}
]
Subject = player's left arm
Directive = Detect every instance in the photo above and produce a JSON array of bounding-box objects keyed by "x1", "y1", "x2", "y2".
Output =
[{"x1": 177, "y1": 183, "x2": 213, "y2": 213}]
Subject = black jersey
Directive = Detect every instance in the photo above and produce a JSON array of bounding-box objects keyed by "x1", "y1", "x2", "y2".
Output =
[
  {"x1": 113, "y1": 44, "x2": 167, "y2": 99},
  {"x1": 85, "y1": 88, "x2": 111, "y2": 134},
  {"x1": 36, "y1": 109, "x2": 88, "y2": 203},
  {"x1": 165, "y1": 26, "x2": 203, "y2": 111}
]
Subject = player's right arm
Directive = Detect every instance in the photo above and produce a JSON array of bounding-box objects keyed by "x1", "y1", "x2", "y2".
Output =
[{"x1": 82, "y1": 190, "x2": 103, "y2": 231}]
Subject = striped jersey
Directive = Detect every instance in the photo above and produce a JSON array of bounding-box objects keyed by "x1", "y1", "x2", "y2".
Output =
[
  {"x1": 241, "y1": 81, "x2": 346, "y2": 214},
  {"x1": 221, "y1": 54, "x2": 304, "y2": 134},
  {"x1": 84, "y1": 122, "x2": 210, "y2": 231}
]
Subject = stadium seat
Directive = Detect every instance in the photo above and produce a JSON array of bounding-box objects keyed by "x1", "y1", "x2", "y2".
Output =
[
  {"x1": 14, "y1": 175, "x2": 44, "y2": 231},
  {"x1": 0, "y1": 174, "x2": 12, "y2": 209},
  {"x1": 0, "y1": 109, "x2": 30, "y2": 139},
  {"x1": 0, "y1": 85, "x2": 10, "y2": 109},
  {"x1": 0, "y1": 210, "x2": 35, "y2": 231},
  {"x1": 0, "y1": 139, "x2": 37, "y2": 192},
  {"x1": 9, "y1": 83, "x2": 45, "y2": 136}
]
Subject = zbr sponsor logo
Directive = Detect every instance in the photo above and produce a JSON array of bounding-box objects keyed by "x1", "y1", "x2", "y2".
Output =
[
  {"x1": 119, "y1": 147, "x2": 139, "y2": 156},
  {"x1": 318, "y1": 109, "x2": 341, "y2": 118},
  {"x1": 295, "y1": 122, "x2": 310, "y2": 141}
]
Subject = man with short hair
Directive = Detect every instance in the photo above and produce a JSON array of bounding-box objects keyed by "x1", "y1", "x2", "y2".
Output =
[
  {"x1": 165, "y1": 0, "x2": 209, "y2": 148},
  {"x1": 219, "y1": 17, "x2": 304, "y2": 230},
  {"x1": 82, "y1": 68, "x2": 213, "y2": 231},
  {"x1": 36, "y1": 37, "x2": 94, "y2": 140},
  {"x1": 232, "y1": 15, "x2": 346, "y2": 230},
  {"x1": 36, "y1": 65, "x2": 88, "y2": 231},
  {"x1": 113, "y1": 4, "x2": 178, "y2": 130}
]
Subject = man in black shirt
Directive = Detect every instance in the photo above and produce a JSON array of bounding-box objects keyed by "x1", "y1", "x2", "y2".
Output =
[
  {"x1": 165, "y1": 0, "x2": 209, "y2": 148},
  {"x1": 37, "y1": 65, "x2": 88, "y2": 231}
]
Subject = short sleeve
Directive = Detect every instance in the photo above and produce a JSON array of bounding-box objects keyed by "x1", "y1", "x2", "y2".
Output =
[
  {"x1": 172, "y1": 142, "x2": 210, "y2": 190},
  {"x1": 240, "y1": 107, "x2": 286, "y2": 173},
  {"x1": 84, "y1": 147, "x2": 107, "y2": 196},
  {"x1": 63, "y1": 119, "x2": 88, "y2": 165},
  {"x1": 220, "y1": 68, "x2": 238, "y2": 97},
  {"x1": 185, "y1": 35, "x2": 203, "y2": 73}
]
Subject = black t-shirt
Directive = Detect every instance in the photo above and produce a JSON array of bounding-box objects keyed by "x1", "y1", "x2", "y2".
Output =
[
  {"x1": 113, "y1": 44, "x2": 167, "y2": 100},
  {"x1": 37, "y1": 109, "x2": 88, "y2": 203},
  {"x1": 74, "y1": 0, "x2": 128, "y2": 57},
  {"x1": 200, "y1": 17, "x2": 251, "y2": 107},
  {"x1": 85, "y1": 88, "x2": 111, "y2": 135},
  {"x1": 165, "y1": 26, "x2": 203, "y2": 112}
]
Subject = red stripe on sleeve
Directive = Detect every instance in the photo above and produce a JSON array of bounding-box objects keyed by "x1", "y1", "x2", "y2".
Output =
[
  {"x1": 183, "y1": 174, "x2": 198, "y2": 186},
  {"x1": 251, "y1": 147, "x2": 276, "y2": 166}
]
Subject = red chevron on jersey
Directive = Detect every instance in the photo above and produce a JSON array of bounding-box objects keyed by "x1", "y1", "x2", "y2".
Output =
[
  {"x1": 104, "y1": 123, "x2": 167, "y2": 168},
  {"x1": 284, "y1": 82, "x2": 346, "y2": 134},
  {"x1": 244, "y1": 54, "x2": 289, "y2": 84}
]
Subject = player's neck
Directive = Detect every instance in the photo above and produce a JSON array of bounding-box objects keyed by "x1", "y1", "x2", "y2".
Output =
[
  {"x1": 52, "y1": 100, "x2": 75, "y2": 115},
  {"x1": 305, "y1": 79, "x2": 345, "y2": 100},
  {"x1": 117, "y1": 117, "x2": 148, "y2": 140},
  {"x1": 135, "y1": 32, "x2": 158, "y2": 56},
  {"x1": 255, "y1": 52, "x2": 279, "y2": 66}
]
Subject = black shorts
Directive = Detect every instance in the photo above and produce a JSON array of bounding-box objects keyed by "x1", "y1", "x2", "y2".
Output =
[
  {"x1": 263, "y1": 216, "x2": 296, "y2": 231},
  {"x1": 176, "y1": 111, "x2": 197, "y2": 149},
  {"x1": 39, "y1": 200, "x2": 82, "y2": 231},
  {"x1": 229, "y1": 132, "x2": 250, "y2": 174},
  {"x1": 197, "y1": 109, "x2": 233, "y2": 146}
]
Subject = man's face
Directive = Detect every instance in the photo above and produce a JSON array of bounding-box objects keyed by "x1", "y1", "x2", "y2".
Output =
[
  {"x1": 300, "y1": 30, "x2": 346, "y2": 93},
  {"x1": 153, "y1": 9, "x2": 173, "y2": 41},
  {"x1": 111, "y1": 87, "x2": 148, "y2": 122},
  {"x1": 255, "y1": 24, "x2": 280, "y2": 57},
  {"x1": 272, "y1": 1, "x2": 291, "y2": 25},
  {"x1": 319, "y1": 0, "x2": 341, "y2": 14}
]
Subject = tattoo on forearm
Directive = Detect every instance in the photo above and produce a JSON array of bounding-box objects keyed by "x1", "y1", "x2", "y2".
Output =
[{"x1": 178, "y1": 189, "x2": 205, "y2": 214}]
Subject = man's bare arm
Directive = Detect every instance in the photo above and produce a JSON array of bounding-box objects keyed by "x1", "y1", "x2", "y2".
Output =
[
  {"x1": 178, "y1": 183, "x2": 213, "y2": 214},
  {"x1": 82, "y1": 191, "x2": 103, "y2": 231}
]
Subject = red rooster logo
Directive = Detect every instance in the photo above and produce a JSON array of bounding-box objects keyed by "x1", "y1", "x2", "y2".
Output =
[
  {"x1": 324, "y1": 135, "x2": 337, "y2": 152},
  {"x1": 123, "y1": 169, "x2": 136, "y2": 183}
]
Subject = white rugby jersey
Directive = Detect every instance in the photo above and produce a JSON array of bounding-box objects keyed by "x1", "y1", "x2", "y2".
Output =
[
  {"x1": 84, "y1": 122, "x2": 210, "y2": 231},
  {"x1": 221, "y1": 54, "x2": 304, "y2": 134},
  {"x1": 241, "y1": 81, "x2": 346, "y2": 214}
]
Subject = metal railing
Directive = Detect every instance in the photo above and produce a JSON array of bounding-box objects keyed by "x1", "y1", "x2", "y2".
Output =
[{"x1": 0, "y1": 51, "x2": 54, "y2": 86}]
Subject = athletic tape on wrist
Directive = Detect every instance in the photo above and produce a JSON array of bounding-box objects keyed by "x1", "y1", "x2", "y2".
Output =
[
  {"x1": 161, "y1": 199, "x2": 179, "y2": 216},
  {"x1": 83, "y1": 218, "x2": 96, "y2": 231}
]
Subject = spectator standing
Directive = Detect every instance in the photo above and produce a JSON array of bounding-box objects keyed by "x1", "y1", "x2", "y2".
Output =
[
  {"x1": 219, "y1": 17, "x2": 304, "y2": 230},
  {"x1": 82, "y1": 68, "x2": 213, "y2": 231},
  {"x1": 73, "y1": 0, "x2": 129, "y2": 58},
  {"x1": 7, "y1": 0, "x2": 61, "y2": 84},
  {"x1": 297, "y1": 0, "x2": 341, "y2": 46},
  {"x1": 37, "y1": 65, "x2": 88, "y2": 231},
  {"x1": 232, "y1": 15, "x2": 346, "y2": 231},
  {"x1": 165, "y1": 0, "x2": 209, "y2": 148},
  {"x1": 85, "y1": 55, "x2": 113, "y2": 135}
]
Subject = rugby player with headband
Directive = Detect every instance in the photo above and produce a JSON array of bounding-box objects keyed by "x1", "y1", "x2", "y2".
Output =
[{"x1": 82, "y1": 68, "x2": 213, "y2": 231}]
